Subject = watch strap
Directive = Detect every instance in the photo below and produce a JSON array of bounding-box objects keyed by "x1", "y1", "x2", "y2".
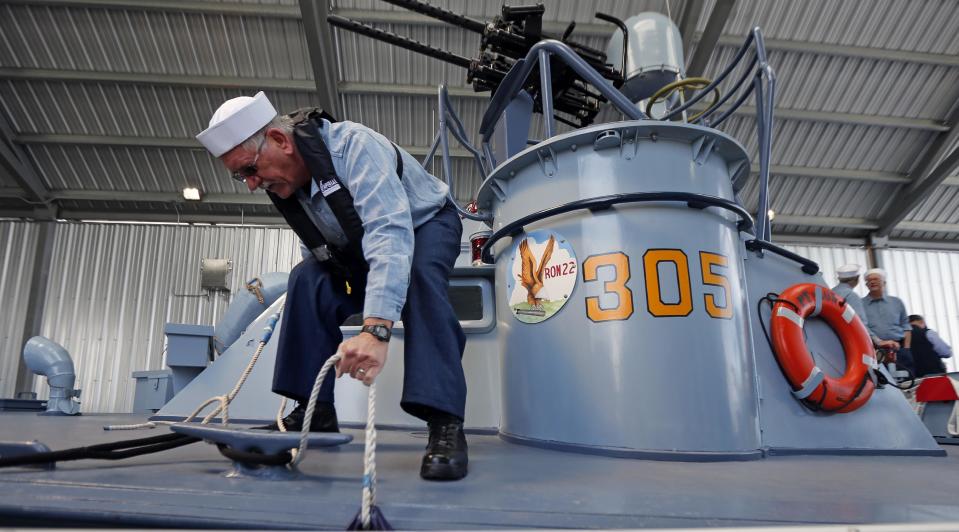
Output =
[{"x1": 361, "y1": 324, "x2": 391, "y2": 342}]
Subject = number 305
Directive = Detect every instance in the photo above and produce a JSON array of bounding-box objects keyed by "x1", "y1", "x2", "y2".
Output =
[{"x1": 581, "y1": 250, "x2": 733, "y2": 322}]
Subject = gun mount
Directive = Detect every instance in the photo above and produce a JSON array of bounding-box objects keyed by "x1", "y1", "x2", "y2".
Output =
[{"x1": 327, "y1": 0, "x2": 626, "y2": 128}]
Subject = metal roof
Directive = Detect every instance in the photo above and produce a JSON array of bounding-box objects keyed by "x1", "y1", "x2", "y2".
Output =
[{"x1": 0, "y1": 0, "x2": 957, "y2": 247}]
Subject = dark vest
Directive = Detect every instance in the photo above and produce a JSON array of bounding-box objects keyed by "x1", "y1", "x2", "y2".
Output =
[
  {"x1": 911, "y1": 325, "x2": 946, "y2": 378},
  {"x1": 266, "y1": 108, "x2": 403, "y2": 282}
]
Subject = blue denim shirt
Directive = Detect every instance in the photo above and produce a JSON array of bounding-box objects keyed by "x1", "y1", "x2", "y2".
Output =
[
  {"x1": 863, "y1": 293, "x2": 910, "y2": 341},
  {"x1": 300, "y1": 119, "x2": 450, "y2": 322},
  {"x1": 926, "y1": 329, "x2": 953, "y2": 358}
]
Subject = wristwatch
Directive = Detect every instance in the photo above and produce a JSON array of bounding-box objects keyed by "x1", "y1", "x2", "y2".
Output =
[{"x1": 361, "y1": 324, "x2": 391, "y2": 342}]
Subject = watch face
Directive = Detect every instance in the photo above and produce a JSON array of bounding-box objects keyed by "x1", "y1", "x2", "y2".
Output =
[{"x1": 364, "y1": 325, "x2": 390, "y2": 341}]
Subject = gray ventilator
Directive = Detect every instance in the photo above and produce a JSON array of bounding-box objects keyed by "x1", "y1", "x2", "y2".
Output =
[{"x1": 22, "y1": 336, "x2": 82, "y2": 416}]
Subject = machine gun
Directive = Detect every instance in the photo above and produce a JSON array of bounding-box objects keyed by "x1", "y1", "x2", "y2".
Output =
[{"x1": 327, "y1": 0, "x2": 626, "y2": 128}]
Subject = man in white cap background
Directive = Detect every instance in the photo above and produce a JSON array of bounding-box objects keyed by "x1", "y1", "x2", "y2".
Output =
[
  {"x1": 197, "y1": 92, "x2": 468, "y2": 481},
  {"x1": 863, "y1": 268, "x2": 913, "y2": 374},
  {"x1": 832, "y1": 264, "x2": 899, "y2": 351}
]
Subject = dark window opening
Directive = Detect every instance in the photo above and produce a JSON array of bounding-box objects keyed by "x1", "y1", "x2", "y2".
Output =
[{"x1": 342, "y1": 284, "x2": 484, "y2": 326}]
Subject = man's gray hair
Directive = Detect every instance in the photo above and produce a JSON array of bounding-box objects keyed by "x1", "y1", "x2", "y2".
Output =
[
  {"x1": 864, "y1": 267, "x2": 887, "y2": 280},
  {"x1": 240, "y1": 114, "x2": 295, "y2": 151}
]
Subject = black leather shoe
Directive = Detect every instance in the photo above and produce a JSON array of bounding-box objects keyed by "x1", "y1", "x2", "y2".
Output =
[
  {"x1": 254, "y1": 402, "x2": 338, "y2": 432},
  {"x1": 420, "y1": 421, "x2": 468, "y2": 481}
]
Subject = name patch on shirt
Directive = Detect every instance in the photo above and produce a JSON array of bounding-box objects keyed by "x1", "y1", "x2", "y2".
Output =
[{"x1": 319, "y1": 178, "x2": 342, "y2": 197}]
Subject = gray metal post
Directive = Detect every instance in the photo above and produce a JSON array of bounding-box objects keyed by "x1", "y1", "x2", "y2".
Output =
[
  {"x1": 867, "y1": 234, "x2": 887, "y2": 269},
  {"x1": 538, "y1": 50, "x2": 555, "y2": 138},
  {"x1": 299, "y1": 0, "x2": 343, "y2": 119},
  {"x1": 14, "y1": 221, "x2": 56, "y2": 395}
]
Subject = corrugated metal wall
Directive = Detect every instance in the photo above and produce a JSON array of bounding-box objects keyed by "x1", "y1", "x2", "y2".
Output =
[
  {"x1": 0, "y1": 221, "x2": 39, "y2": 398},
  {"x1": 33, "y1": 222, "x2": 302, "y2": 413},
  {"x1": 6, "y1": 220, "x2": 959, "y2": 410},
  {"x1": 781, "y1": 244, "x2": 870, "y2": 290},
  {"x1": 881, "y1": 248, "x2": 959, "y2": 372}
]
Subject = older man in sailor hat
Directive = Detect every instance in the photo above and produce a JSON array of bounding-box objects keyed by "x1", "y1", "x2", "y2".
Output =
[
  {"x1": 197, "y1": 92, "x2": 469, "y2": 481},
  {"x1": 832, "y1": 264, "x2": 898, "y2": 351}
]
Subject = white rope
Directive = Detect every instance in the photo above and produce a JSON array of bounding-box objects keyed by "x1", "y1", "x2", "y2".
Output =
[
  {"x1": 104, "y1": 299, "x2": 285, "y2": 431},
  {"x1": 290, "y1": 351, "x2": 378, "y2": 529},
  {"x1": 292, "y1": 352, "x2": 342, "y2": 464},
  {"x1": 276, "y1": 396, "x2": 289, "y2": 432},
  {"x1": 185, "y1": 336, "x2": 270, "y2": 426},
  {"x1": 104, "y1": 420, "x2": 170, "y2": 431},
  {"x1": 361, "y1": 380, "x2": 377, "y2": 529}
]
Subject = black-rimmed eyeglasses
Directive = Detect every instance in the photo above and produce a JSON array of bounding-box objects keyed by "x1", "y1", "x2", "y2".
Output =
[{"x1": 230, "y1": 136, "x2": 267, "y2": 183}]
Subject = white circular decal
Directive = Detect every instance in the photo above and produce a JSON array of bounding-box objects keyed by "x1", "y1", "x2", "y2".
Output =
[{"x1": 506, "y1": 230, "x2": 577, "y2": 324}]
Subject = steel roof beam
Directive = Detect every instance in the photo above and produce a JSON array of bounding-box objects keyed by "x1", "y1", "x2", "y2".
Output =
[
  {"x1": 299, "y1": 0, "x2": 342, "y2": 119},
  {"x1": 17, "y1": 132, "x2": 953, "y2": 184},
  {"x1": 677, "y1": 0, "x2": 705, "y2": 60},
  {"x1": 0, "y1": 112, "x2": 52, "y2": 206},
  {"x1": 0, "y1": 202, "x2": 955, "y2": 237},
  {"x1": 685, "y1": 0, "x2": 735, "y2": 78},
  {"x1": 0, "y1": 0, "x2": 300, "y2": 18},
  {"x1": 757, "y1": 165, "x2": 910, "y2": 184},
  {"x1": 874, "y1": 101, "x2": 959, "y2": 237},
  {"x1": 898, "y1": 219, "x2": 959, "y2": 234},
  {"x1": 774, "y1": 233, "x2": 959, "y2": 252},
  {"x1": 0, "y1": 207, "x2": 949, "y2": 237},
  {"x1": 774, "y1": 214, "x2": 959, "y2": 235},
  {"x1": 774, "y1": 215, "x2": 878, "y2": 230},
  {"x1": 0, "y1": 188, "x2": 272, "y2": 205},
  {"x1": 755, "y1": 106, "x2": 947, "y2": 132},
  {"x1": 16, "y1": 134, "x2": 202, "y2": 149},
  {"x1": 12, "y1": 1, "x2": 955, "y2": 67},
  {"x1": 773, "y1": 234, "x2": 869, "y2": 247},
  {"x1": 0, "y1": 68, "x2": 315, "y2": 91},
  {"x1": 13, "y1": 133, "x2": 477, "y2": 158},
  {"x1": 53, "y1": 209, "x2": 286, "y2": 225},
  {"x1": 0, "y1": 70, "x2": 944, "y2": 131},
  {"x1": 0, "y1": 207, "x2": 57, "y2": 219},
  {"x1": 713, "y1": 35, "x2": 959, "y2": 68}
]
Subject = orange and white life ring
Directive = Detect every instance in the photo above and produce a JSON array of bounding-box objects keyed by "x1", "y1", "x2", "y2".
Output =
[{"x1": 769, "y1": 283, "x2": 877, "y2": 413}]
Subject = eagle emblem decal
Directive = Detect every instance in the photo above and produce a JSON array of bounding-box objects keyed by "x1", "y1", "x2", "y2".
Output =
[{"x1": 507, "y1": 230, "x2": 577, "y2": 324}]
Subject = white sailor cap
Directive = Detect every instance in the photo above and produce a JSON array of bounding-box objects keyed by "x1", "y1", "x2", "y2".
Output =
[
  {"x1": 196, "y1": 91, "x2": 277, "y2": 157},
  {"x1": 836, "y1": 263, "x2": 862, "y2": 280}
]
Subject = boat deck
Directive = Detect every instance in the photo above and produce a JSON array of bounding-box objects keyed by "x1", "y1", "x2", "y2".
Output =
[{"x1": 2, "y1": 412, "x2": 959, "y2": 529}]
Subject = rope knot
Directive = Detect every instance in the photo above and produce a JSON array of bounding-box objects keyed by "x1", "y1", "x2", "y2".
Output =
[{"x1": 246, "y1": 278, "x2": 266, "y2": 305}]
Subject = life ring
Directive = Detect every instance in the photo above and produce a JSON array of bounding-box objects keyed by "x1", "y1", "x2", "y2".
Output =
[{"x1": 769, "y1": 283, "x2": 877, "y2": 413}]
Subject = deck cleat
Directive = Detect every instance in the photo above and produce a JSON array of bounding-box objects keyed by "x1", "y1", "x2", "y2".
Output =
[{"x1": 170, "y1": 423, "x2": 352, "y2": 480}]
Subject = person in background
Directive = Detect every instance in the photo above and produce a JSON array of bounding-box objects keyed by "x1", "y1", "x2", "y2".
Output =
[
  {"x1": 863, "y1": 268, "x2": 913, "y2": 374},
  {"x1": 832, "y1": 264, "x2": 898, "y2": 351},
  {"x1": 909, "y1": 314, "x2": 953, "y2": 378}
]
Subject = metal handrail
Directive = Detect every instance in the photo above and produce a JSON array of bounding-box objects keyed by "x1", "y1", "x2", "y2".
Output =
[
  {"x1": 655, "y1": 28, "x2": 776, "y2": 243},
  {"x1": 424, "y1": 85, "x2": 493, "y2": 222},
  {"x1": 480, "y1": 192, "x2": 754, "y2": 263},
  {"x1": 744, "y1": 239, "x2": 819, "y2": 275}
]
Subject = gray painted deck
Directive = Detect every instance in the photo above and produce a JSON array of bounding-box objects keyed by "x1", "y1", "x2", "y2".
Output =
[{"x1": 2, "y1": 413, "x2": 959, "y2": 529}]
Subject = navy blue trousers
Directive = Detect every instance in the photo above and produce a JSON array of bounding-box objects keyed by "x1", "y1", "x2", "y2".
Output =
[{"x1": 272, "y1": 203, "x2": 467, "y2": 421}]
